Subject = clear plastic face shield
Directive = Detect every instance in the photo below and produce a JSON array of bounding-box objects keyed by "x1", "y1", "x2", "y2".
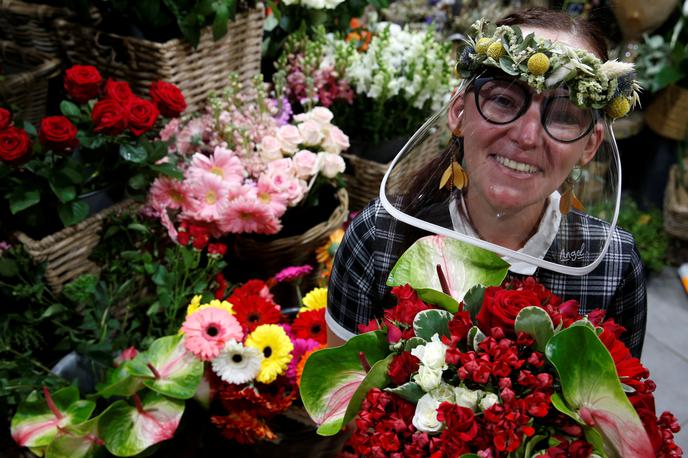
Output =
[{"x1": 380, "y1": 73, "x2": 622, "y2": 276}]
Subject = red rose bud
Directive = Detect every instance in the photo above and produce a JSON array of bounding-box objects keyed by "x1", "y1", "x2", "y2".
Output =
[
  {"x1": 39, "y1": 116, "x2": 79, "y2": 153},
  {"x1": 127, "y1": 97, "x2": 159, "y2": 136},
  {"x1": 150, "y1": 81, "x2": 187, "y2": 118},
  {"x1": 104, "y1": 79, "x2": 134, "y2": 104},
  {"x1": 92, "y1": 99, "x2": 127, "y2": 135},
  {"x1": 0, "y1": 108, "x2": 11, "y2": 130},
  {"x1": 207, "y1": 243, "x2": 227, "y2": 256},
  {"x1": 64, "y1": 65, "x2": 102, "y2": 103},
  {"x1": 0, "y1": 126, "x2": 31, "y2": 164},
  {"x1": 177, "y1": 231, "x2": 190, "y2": 246}
]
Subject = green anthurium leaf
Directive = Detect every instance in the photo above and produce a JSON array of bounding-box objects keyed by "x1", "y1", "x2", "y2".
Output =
[
  {"x1": 125, "y1": 335, "x2": 203, "y2": 400},
  {"x1": 385, "y1": 381, "x2": 424, "y2": 404},
  {"x1": 100, "y1": 392, "x2": 184, "y2": 457},
  {"x1": 524, "y1": 434, "x2": 548, "y2": 458},
  {"x1": 546, "y1": 326, "x2": 654, "y2": 457},
  {"x1": 387, "y1": 235, "x2": 509, "y2": 307},
  {"x1": 467, "y1": 326, "x2": 486, "y2": 351},
  {"x1": 413, "y1": 309, "x2": 453, "y2": 341},
  {"x1": 340, "y1": 353, "x2": 394, "y2": 430},
  {"x1": 300, "y1": 331, "x2": 392, "y2": 436},
  {"x1": 404, "y1": 337, "x2": 426, "y2": 352},
  {"x1": 514, "y1": 306, "x2": 554, "y2": 353},
  {"x1": 96, "y1": 364, "x2": 145, "y2": 399},
  {"x1": 584, "y1": 426, "x2": 608, "y2": 457},
  {"x1": 550, "y1": 392, "x2": 582, "y2": 423},
  {"x1": 45, "y1": 412, "x2": 108, "y2": 458},
  {"x1": 462, "y1": 285, "x2": 485, "y2": 321},
  {"x1": 11, "y1": 386, "x2": 96, "y2": 448},
  {"x1": 58, "y1": 200, "x2": 90, "y2": 227}
]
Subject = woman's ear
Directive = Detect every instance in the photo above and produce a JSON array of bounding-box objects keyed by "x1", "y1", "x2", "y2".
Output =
[
  {"x1": 448, "y1": 93, "x2": 465, "y2": 131},
  {"x1": 578, "y1": 122, "x2": 604, "y2": 166}
]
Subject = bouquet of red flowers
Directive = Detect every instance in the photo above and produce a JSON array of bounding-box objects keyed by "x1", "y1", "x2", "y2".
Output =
[{"x1": 300, "y1": 236, "x2": 683, "y2": 457}]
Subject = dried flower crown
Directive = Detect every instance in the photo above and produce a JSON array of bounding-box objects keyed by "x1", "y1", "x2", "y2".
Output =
[{"x1": 456, "y1": 19, "x2": 641, "y2": 118}]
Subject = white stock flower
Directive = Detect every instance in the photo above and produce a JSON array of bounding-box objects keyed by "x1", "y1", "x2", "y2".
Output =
[
  {"x1": 211, "y1": 340, "x2": 263, "y2": 384},
  {"x1": 479, "y1": 392, "x2": 499, "y2": 411},
  {"x1": 454, "y1": 386, "x2": 482, "y2": 411},
  {"x1": 412, "y1": 393, "x2": 444, "y2": 433},
  {"x1": 411, "y1": 334, "x2": 448, "y2": 370},
  {"x1": 414, "y1": 365, "x2": 443, "y2": 392}
]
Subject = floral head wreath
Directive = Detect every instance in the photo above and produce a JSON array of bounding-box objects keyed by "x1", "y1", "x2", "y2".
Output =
[{"x1": 456, "y1": 19, "x2": 641, "y2": 119}]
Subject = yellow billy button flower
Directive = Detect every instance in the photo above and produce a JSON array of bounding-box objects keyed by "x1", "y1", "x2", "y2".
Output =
[
  {"x1": 605, "y1": 96, "x2": 630, "y2": 119},
  {"x1": 245, "y1": 324, "x2": 293, "y2": 384},
  {"x1": 486, "y1": 41, "x2": 505, "y2": 60},
  {"x1": 475, "y1": 37, "x2": 492, "y2": 54},
  {"x1": 527, "y1": 52, "x2": 550, "y2": 76}
]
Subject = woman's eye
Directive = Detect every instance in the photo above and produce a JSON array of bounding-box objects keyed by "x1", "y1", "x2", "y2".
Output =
[{"x1": 489, "y1": 95, "x2": 517, "y2": 109}]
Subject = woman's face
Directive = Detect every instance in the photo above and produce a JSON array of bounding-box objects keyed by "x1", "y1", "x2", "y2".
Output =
[{"x1": 455, "y1": 27, "x2": 604, "y2": 214}]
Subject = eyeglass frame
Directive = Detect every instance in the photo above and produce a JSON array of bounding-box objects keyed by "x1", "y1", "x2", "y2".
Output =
[{"x1": 470, "y1": 75, "x2": 599, "y2": 144}]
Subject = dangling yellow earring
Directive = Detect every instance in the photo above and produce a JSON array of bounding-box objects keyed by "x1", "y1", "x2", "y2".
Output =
[
  {"x1": 439, "y1": 160, "x2": 469, "y2": 191},
  {"x1": 559, "y1": 166, "x2": 584, "y2": 214}
]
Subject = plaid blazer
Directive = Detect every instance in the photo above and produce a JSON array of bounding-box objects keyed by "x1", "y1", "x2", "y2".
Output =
[{"x1": 327, "y1": 199, "x2": 647, "y2": 358}]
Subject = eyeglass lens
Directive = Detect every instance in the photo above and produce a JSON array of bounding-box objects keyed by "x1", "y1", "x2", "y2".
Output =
[{"x1": 475, "y1": 78, "x2": 594, "y2": 142}]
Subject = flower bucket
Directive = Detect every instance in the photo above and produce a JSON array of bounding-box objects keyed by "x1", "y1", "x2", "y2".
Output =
[
  {"x1": 664, "y1": 164, "x2": 688, "y2": 240},
  {"x1": 644, "y1": 85, "x2": 688, "y2": 141},
  {"x1": 14, "y1": 199, "x2": 134, "y2": 293},
  {"x1": 54, "y1": 7, "x2": 263, "y2": 112}
]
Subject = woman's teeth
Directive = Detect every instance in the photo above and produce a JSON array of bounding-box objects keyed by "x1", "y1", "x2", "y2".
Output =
[{"x1": 495, "y1": 155, "x2": 539, "y2": 173}]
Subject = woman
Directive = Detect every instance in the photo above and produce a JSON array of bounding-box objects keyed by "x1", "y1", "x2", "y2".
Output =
[{"x1": 327, "y1": 8, "x2": 647, "y2": 358}]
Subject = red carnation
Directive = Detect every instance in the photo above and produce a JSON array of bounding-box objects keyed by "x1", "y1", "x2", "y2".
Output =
[
  {"x1": 387, "y1": 351, "x2": 420, "y2": 386},
  {"x1": 92, "y1": 99, "x2": 127, "y2": 135},
  {"x1": 64, "y1": 65, "x2": 102, "y2": 103},
  {"x1": 0, "y1": 108, "x2": 11, "y2": 130},
  {"x1": 0, "y1": 126, "x2": 31, "y2": 164},
  {"x1": 39, "y1": 116, "x2": 79, "y2": 153},
  {"x1": 104, "y1": 79, "x2": 134, "y2": 104},
  {"x1": 127, "y1": 97, "x2": 159, "y2": 136},
  {"x1": 150, "y1": 80, "x2": 187, "y2": 118}
]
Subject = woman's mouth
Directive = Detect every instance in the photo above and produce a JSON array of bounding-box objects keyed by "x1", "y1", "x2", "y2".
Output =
[{"x1": 493, "y1": 155, "x2": 540, "y2": 174}]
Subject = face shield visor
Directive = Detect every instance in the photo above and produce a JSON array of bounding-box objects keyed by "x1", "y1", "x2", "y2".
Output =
[{"x1": 380, "y1": 74, "x2": 623, "y2": 276}]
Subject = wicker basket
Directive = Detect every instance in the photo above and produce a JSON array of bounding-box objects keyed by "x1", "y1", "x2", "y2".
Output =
[
  {"x1": 343, "y1": 128, "x2": 443, "y2": 211},
  {"x1": 0, "y1": 40, "x2": 61, "y2": 123},
  {"x1": 54, "y1": 7, "x2": 264, "y2": 112},
  {"x1": 664, "y1": 164, "x2": 688, "y2": 240},
  {"x1": 0, "y1": 0, "x2": 76, "y2": 57},
  {"x1": 14, "y1": 199, "x2": 134, "y2": 293},
  {"x1": 645, "y1": 85, "x2": 688, "y2": 141}
]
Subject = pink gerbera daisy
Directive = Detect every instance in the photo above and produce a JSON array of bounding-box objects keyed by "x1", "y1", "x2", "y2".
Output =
[
  {"x1": 256, "y1": 178, "x2": 288, "y2": 219},
  {"x1": 148, "y1": 176, "x2": 191, "y2": 210},
  {"x1": 220, "y1": 196, "x2": 282, "y2": 234},
  {"x1": 274, "y1": 265, "x2": 313, "y2": 283},
  {"x1": 188, "y1": 146, "x2": 245, "y2": 185},
  {"x1": 186, "y1": 173, "x2": 230, "y2": 222},
  {"x1": 181, "y1": 307, "x2": 243, "y2": 361}
]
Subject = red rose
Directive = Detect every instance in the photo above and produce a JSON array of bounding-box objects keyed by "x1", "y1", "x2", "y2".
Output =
[
  {"x1": 92, "y1": 99, "x2": 127, "y2": 135},
  {"x1": 0, "y1": 108, "x2": 11, "y2": 130},
  {"x1": 64, "y1": 65, "x2": 102, "y2": 103},
  {"x1": 0, "y1": 126, "x2": 31, "y2": 164},
  {"x1": 476, "y1": 287, "x2": 541, "y2": 335},
  {"x1": 127, "y1": 97, "x2": 159, "y2": 136},
  {"x1": 207, "y1": 242, "x2": 227, "y2": 256},
  {"x1": 150, "y1": 81, "x2": 187, "y2": 118},
  {"x1": 39, "y1": 116, "x2": 79, "y2": 153},
  {"x1": 387, "y1": 351, "x2": 420, "y2": 386},
  {"x1": 104, "y1": 79, "x2": 133, "y2": 104}
]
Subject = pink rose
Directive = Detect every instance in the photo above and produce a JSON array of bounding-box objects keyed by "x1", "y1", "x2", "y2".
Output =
[
  {"x1": 297, "y1": 120, "x2": 323, "y2": 146},
  {"x1": 263, "y1": 169, "x2": 305, "y2": 206},
  {"x1": 260, "y1": 135, "x2": 283, "y2": 162},
  {"x1": 294, "y1": 106, "x2": 334, "y2": 125},
  {"x1": 318, "y1": 152, "x2": 345, "y2": 178},
  {"x1": 276, "y1": 124, "x2": 302, "y2": 154},
  {"x1": 322, "y1": 125, "x2": 350, "y2": 154},
  {"x1": 292, "y1": 150, "x2": 318, "y2": 179},
  {"x1": 266, "y1": 157, "x2": 294, "y2": 175}
]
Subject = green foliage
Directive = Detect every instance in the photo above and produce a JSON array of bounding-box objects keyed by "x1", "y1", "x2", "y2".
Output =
[{"x1": 617, "y1": 199, "x2": 668, "y2": 274}]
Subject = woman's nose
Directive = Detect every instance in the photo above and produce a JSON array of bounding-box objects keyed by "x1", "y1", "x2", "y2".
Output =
[{"x1": 509, "y1": 101, "x2": 542, "y2": 149}]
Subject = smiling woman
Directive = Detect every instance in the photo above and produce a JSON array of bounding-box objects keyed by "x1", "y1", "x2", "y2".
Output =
[{"x1": 326, "y1": 7, "x2": 648, "y2": 359}]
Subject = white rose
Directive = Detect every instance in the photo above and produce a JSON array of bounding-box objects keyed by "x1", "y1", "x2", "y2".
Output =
[
  {"x1": 412, "y1": 393, "x2": 443, "y2": 433},
  {"x1": 321, "y1": 125, "x2": 350, "y2": 154},
  {"x1": 292, "y1": 150, "x2": 319, "y2": 179},
  {"x1": 276, "y1": 125, "x2": 302, "y2": 155},
  {"x1": 318, "y1": 152, "x2": 345, "y2": 178},
  {"x1": 414, "y1": 366, "x2": 443, "y2": 392},
  {"x1": 302, "y1": 0, "x2": 325, "y2": 8},
  {"x1": 310, "y1": 106, "x2": 334, "y2": 124},
  {"x1": 411, "y1": 334, "x2": 447, "y2": 370},
  {"x1": 479, "y1": 392, "x2": 499, "y2": 411},
  {"x1": 260, "y1": 135, "x2": 283, "y2": 162},
  {"x1": 430, "y1": 382, "x2": 456, "y2": 403},
  {"x1": 298, "y1": 120, "x2": 324, "y2": 146},
  {"x1": 454, "y1": 386, "x2": 481, "y2": 411}
]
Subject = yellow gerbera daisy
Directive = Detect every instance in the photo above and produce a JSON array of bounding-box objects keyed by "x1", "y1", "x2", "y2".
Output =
[
  {"x1": 185, "y1": 295, "x2": 203, "y2": 316},
  {"x1": 245, "y1": 324, "x2": 293, "y2": 384},
  {"x1": 300, "y1": 287, "x2": 328, "y2": 313},
  {"x1": 316, "y1": 229, "x2": 345, "y2": 264}
]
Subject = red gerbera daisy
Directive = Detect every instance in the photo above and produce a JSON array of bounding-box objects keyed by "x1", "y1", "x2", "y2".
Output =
[
  {"x1": 291, "y1": 308, "x2": 326, "y2": 344},
  {"x1": 232, "y1": 294, "x2": 282, "y2": 332}
]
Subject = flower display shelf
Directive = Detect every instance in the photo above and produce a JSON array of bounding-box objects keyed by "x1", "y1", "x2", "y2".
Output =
[
  {"x1": 664, "y1": 164, "x2": 688, "y2": 240},
  {"x1": 342, "y1": 128, "x2": 442, "y2": 211},
  {"x1": 54, "y1": 6, "x2": 264, "y2": 112},
  {"x1": 0, "y1": 40, "x2": 61, "y2": 123},
  {"x1": 14, "y1": 199, "x2": 134, "y2": 293}
]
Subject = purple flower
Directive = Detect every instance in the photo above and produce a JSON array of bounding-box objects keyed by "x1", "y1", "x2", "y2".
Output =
[
  {"x1": 286, "y1": 337, "x2": 321, "y2": 382},
  {"x1": 273, "y1": 264, "x2": 313, "y2": 283},
  {"x1": 272, "y1": 97, "x2": 293, "y2": 126}
]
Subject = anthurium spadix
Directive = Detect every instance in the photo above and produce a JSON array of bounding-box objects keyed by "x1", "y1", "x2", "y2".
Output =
[
  {"x1": 11, "y1": 386, "x2": 96, "y2": 450},
  {"x1": 546, "y1": 325, "x2": 654, "y2": 457},
  {"x1": 387, "y1": 236, "x2": 509, "y2": 312}
]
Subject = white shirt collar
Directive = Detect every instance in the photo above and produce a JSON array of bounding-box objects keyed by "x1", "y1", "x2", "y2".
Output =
[{"x1": 449, "y1": 192, "x2": 561, "y2": 275}]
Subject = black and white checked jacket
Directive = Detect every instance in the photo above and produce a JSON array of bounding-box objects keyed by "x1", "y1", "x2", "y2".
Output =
[{"x1": 327, "y1": 199, "x2": 647, "y2": 358}]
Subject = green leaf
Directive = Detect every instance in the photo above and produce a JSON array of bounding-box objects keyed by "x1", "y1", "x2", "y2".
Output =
[
  {"x1": 467, "y1": 326, "x2": 486, "y2": 351},
  {"x1": 119, "y1": 144, "x2": 147, "y2": 163},
  {"x1": 524, "y1": 434, "x2": 548, "y2": 458},
  {"x1": 11, "y1": 386, "x2": 96, "y2": 448},
  {"x1": 211, "y1": 2, "x2": 229, "y2": 40},
  {"x1": 403, "y1": 337, "x2": 426, "y2": 352},
  {"x1": 45, "y1": 413, "x2": 107, "y2": 458},
  {"x1": 462, "y1": 285, "x2": 485, "y2": 321},
  {"x1": 499, "y1": 56, "x2": 520, "y2": 75},
  {"x1": 300, "y1": 331, "x2": 392, "y2": 436},
  {"x1": 546, "y1": 326, "x2": 653, "y2": 457},
  {"x1": 49, "y1": 178, "x2": 77, "y2": 204},
  {"x1": 514, "y1": 306, "x2": 554, "y2": 353},
  {"x1": 128, "y1": 174, "x2": 148, "y2": 191},
  {"x1": 60, "y1": 101, "x2": 81, "y2": 118},
  {"x1": 340, "y1": 353, "x2": 394, "y2": 429},
  {"x1": 40, "y1": 304, "x2": 67, "y2": 319},
  {"x1": 126, "y1": 335, "x2": 204, "y2": 399},
  {"x1": 413, "y1": 309, "x2": 452, "y2": 341},
  {"x1": 96, "y1": 364, "x2": 145, "y2": 399},
  {"x1": 58, "y1": 201, "x2": 90, "y2": 227},
  {"x1": 0, "y1": 257, "x2": 19, "y2": 277},
  {"x1": 100, "y1": 392, "x2": 184, "y2": 456},
  {"x1": 149, "y1": 162, "x2": 183, "y2": 180},
  {"x1": 387, "y1": 236, "x2": 509, "y2": 309},
  {"x1": 9, "y1": 189, "x2": 41, "y2": 214},
  {"x1": 385, "y1": 382, "x2": 424, "y2": 403}
]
